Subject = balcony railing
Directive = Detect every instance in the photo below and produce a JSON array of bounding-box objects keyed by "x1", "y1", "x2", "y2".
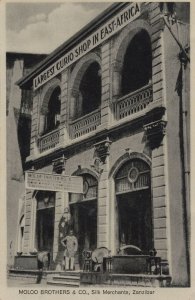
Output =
[
  {"x1": 69, "y1": 108, "x2": 101, "y2": 139},
  {"x1": 114, "y1": 84, "x2": 153, "y2": 120},
  {"x1": 37, "y1": 128, "x2": 60, "y2": 153},
  {"x1": 34, "y1": 86, "x2": 153, "y2": 154}
]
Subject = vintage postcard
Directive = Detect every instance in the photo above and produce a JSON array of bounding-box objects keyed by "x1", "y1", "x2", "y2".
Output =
[{"x1": 0, "y1": 0, "x2": 194, "y2": 299}]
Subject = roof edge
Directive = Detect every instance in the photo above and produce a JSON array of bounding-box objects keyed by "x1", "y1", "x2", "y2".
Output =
[{"x1": 16, "y1": 2, "x2": 129, "y2": 89}]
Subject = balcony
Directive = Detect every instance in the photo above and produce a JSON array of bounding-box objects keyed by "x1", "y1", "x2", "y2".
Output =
[
  {"x1": 69, "y1": 108, "x2": 101, "y2": 139},
  {"x1": 114, "y1": 84, "x2": 153, "y2": 121},
  {"x1": 31, "y1": 85, "x2": 153, "y2": 157},
  {"x1": 37, "y1": 128, "x2": 60, "y2": 153}
]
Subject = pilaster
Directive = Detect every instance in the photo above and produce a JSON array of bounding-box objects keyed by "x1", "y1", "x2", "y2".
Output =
[
  {"x1": 30, "y1": 90, "x2": 41, "y2": 155},
  {"x1": 60, "y1": 70, "x2": 69, "y2": 144},
  {"x1": 144, "y1": 107, "x2": 169, "y2": 261},
  {"x1": 52, "y1": 157, "x2": 69, "y2": 262},
  {"x1": 99, "y1": 41, "x2": 111, "y2": 130},
  {"x1": 53, "y1": 191, "x2": 68, "y2": 261},
  {"x1": 94, "y1": 138, "x2": 112, "y2": 248},
  {"x1": 23, "y1": 189, "x2": 34, "y2": 254}
]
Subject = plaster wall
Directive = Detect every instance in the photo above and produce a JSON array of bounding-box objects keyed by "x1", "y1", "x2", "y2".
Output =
[{"x1": 163, "y1": 23, "x2": 189, "y2": 286}]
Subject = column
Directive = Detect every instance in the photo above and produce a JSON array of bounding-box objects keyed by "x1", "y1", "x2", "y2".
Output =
[
  {"x1": 39, "y1": 114, "x2": 45, "y2": 134},
  {"x1": 152, "y1": 145, "x2": 168, "y2": 260},
  {"x1": 69, "y1": 88, "x2": 78, "y2": 121},
  {"x1": 60, "y1": 70, "x2": 69, "y2": 144},
  {"x1": 99, "y1": 41, "x2": 111, "y2": 129},
  {"x1": 30, "y1": 90, "x2": 41, "y2": 156},
  {"x1": 53, "y1": 191, "x2": 69, "y2": 261},
  {"x1": 23, "y1": 190, "x2": 34, "y2": 254},
  {"x1": 112, "y1": 60, "x2": 122, "y2": 99},
  {"x1": 52, "y1": 157, "x2": 69, "y2": 262},
  {"x1": 143, "y1": 109, "x2": 169, "y2": 262},
  {"x1": 94, "y1": 138, "x2": 112, "y2": 249}
]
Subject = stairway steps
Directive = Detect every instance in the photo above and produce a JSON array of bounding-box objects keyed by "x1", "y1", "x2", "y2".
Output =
[
  {"x1": 47, "y1": 271, "x2": 81, "y2": 287},
  {"x1": 60, "y1": 271, "x2": 80, "y2": 276},
  {"x1": 53, "y1": 275, "x2": 80, "y2": 282},
  {"x1": 47, "y1": 280, "x2": 80, "y2": 287}
]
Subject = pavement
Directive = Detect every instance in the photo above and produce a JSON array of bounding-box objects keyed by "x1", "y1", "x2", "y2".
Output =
[{"x1": 7, "y1": 277, "x2": 47, "y2": 287}]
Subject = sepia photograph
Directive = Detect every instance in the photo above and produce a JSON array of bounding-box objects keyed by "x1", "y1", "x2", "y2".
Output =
[{"x1": 4, "y1": 0, "x2": 191, "y2": 293}]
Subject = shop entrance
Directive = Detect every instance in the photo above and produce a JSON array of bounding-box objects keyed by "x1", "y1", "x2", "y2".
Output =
[
  {"x1": 71, "y1": 200, "x2": 97, "y2": 267},
  {"x1": 36, "y1": 208, "x2": 55, "y2": 252},
  {"x1": 69, "y1": 172, "x2": 98, "y2": 268},
  {"x1": 115, "y1": 158, "x2": 153, "y2": 253},
  {"x1": 35, "y1": 191, "x2": 55, "y2": 260},
  {"x1": 117, "y1": 190, "x2": 153, "y2": 253}
]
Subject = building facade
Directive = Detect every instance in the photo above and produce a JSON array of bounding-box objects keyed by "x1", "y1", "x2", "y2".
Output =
[
  {"x1": 6, "y1": 52, "x2": 47, "y2": 266},
  {"x1": 16, "y1": 3, "x2": 190, "y2": 286}
]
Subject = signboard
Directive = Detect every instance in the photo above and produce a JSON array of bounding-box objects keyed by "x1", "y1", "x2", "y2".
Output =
[
  {"x1": 25, "y1": 171, "x2": 83, "y2": 193},
  {"x1": 33, "y1": 2, "x2": 141, "y2": 90}
]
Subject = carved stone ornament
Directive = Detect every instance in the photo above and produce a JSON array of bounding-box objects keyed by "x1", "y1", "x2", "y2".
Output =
[
  {"x1": 128, "y1": 166, "x2": 139, "y2": 183},
  {"x1": 143, "y1": 120, "x2": 167, "y2": 148},
  {"x1": 52, "y1": 155, "x2": 67, "y2": 174},
  {"x1": 112, "y1": 59, "x2": 122, "y2": 73},
  {"x1": 93, "y1": 137, "x2": 112, "y2": 166},
  {"x1": 91, "y1": 157, "x2": 103, "y2": 174}
]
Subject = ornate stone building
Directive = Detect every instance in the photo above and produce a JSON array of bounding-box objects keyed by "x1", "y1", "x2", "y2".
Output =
[{"x1": 15, "y1": 2, "x2": 190, "y2": 286}]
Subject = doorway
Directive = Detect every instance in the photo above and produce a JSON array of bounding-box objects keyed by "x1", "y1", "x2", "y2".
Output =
[
  {"x1": 114, "y1": 158, "x2": 153, "y2": 253},
  {"x1": 35, "y1": 191, "x2": 55, "y2": 261},
  {"x1": 36, "y1": 207, "x2": 55, "y2": 252},
  {"x1": 71, "y1": 200, "x2": 97, "y2": 267},
  {"x1": 117, "y1": 190, "x2": 153, "y2": 253}
]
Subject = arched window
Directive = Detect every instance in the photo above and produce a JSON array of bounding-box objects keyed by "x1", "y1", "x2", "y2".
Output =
[
  {"x1": 115, "y1": 158, "x2": 153, "y2": 252},
  {"x1": 79, "y1": 62, "x2": 101, "y2": 116},
  {"x1": 121, "y1": 30, "x2": 152, "y2": 96},
  {"x1": 71, "y1": 61, "x2": 101, "y2": 120},
  {"x1": 43, "y1": 86, "x2": 61, "y2": 134},
  {"x1": 70, "y1": 173, "x2": 98, "y2": 203},
  {"x1": 115, "y1": 158, "x2": 150, "y2": 193},
  {"x1": 69, "y1": 54, "x2": 102, "y2": 138}
]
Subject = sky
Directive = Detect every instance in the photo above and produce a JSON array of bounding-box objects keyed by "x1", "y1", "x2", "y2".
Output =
[{"x1": 6, "y1": 2, "x2": 111, "y2": 54}]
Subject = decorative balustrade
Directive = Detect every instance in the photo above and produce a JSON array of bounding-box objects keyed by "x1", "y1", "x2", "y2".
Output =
[
  {"x1": 38, "y1": 128, "x2": 60, "y2": 153},
  {"x1": 35, "y1": 86, "x2": 152, "y2": 153},
  {"x1": 114, "y1": 84, "x2": 153, "y2": 120},
  {"x1": 69, "y1": 108, "x2": 101, "y2": 139}
]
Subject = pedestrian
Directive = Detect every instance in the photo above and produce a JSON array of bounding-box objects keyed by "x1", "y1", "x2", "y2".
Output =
[{"x1": 61, "y1": 229, "x2": 78, "y2": 271}]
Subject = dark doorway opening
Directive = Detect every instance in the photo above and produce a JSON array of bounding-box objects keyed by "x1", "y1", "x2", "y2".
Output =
[
  {"x1": 117, "y1": 190, "x2": 153, "y2": 253},
  {"x1": 36, "y1": 207, "x2": 55, "y2": 258},
  {"x1": 71, "y1": 200, "x2": 97, "y2": 267}
]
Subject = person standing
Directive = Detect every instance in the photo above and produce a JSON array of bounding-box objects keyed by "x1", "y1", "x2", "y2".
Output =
[
  {"x1": 59, "y1": 207, "x2": 72, "y2": 241},
  {"x1": 61, "y1": 229, "x2": 78, "y2": 270}
]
